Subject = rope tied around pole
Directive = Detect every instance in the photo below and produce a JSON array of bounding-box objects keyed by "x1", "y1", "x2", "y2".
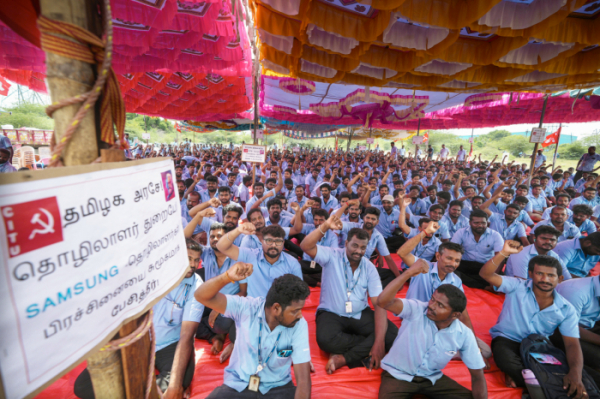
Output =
[
  {"x1": 38, "y1": 0, "x2": 126, "y2": 167},
  {"x1": 99, "y1": 309, "x2": 161, "y2": 399}
]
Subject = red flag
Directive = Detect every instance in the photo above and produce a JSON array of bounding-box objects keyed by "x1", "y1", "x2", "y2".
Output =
[
  {"x1": 175, "y1": 122, "x2": 181, "y2": 133},
  {"x1": 0, "y1": 75, "x2": 10, "y2": 96},
  {"x1": 422, "y1": 131, "x2": 429, "y2": 142},
  {"x1": 468, "y1": 143, "x2": 473, "y2": 159},
  {"x1": 541, "y1": 127, "x2": 561, "y2": 148}
]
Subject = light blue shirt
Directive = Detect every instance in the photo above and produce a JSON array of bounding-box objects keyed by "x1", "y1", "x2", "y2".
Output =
[
  {"x1": 530, "y1": 220, "x2": 581, "y2": 243},
  {"x1": 245, "y1": 189, "x2": 276, "y2": 212},
  {"x1": 577, "y1": 153, "x2": 600, "y2": 172},
  {"x1": 314, "y1": 246, "x2": 382, "y2": 319},
  {"x1": 0, "y1": 162, "x2": 16, "y2": 173},
  {"x1": 441, "y1": 214, "x2": 469, "y2": 237},
  {"x1": 488, "y1": 213, "x2": 527, "y2": 241},
  {"x1": 201, "y1": 246, "x2": 246, "y2": 295},
  {"x1": 223, "y1": 296, "x2": 311, "y2": 394},
  {"x1": 404, "y1": 229, "x2": 441, "y2": 264},
  {"x1": 381, "y1": 299, "x2": 484, "y2": 384},
  {"x1": 154, "y1": 274, "x2": 204, "y2": 351},
  {"x1": 407, "y1": 198, "x2": 427, "y2": 216},
  {"x1": 556, "y1": 276, "x2": 600, "y2": 329},
  {"x1": 304, "y1": 175, "x2": 320, "y2": 193},
  {"x1": 320, "y1": 195, "x2": 339, "y2": 213},
  {"x1": 238, "y1": 248, "x2": 302, "y2": 298},
  {"x1": 372, "y1": 205, "x2": 400, "y2": 238},
  {"x1": 341, "y1": 222, "x2": 390, "y2": 258},
  {"x1": 505, "y1": 245, "x2": 571, "y2": 280},
  {"x1": 451, "y1": 227, "x2": 504, "y2": 262},
  {"x1": 301, "y1": 224, "x2": 339, "y2": 261},
  {"x1": 570, "y1": 196, "x2": 600, "y2": 210},
  {"x1": 527, "y1": 194, "x2": 546, "y2": 212},
  {"x1": 568, "y1": 216, "x2": 597, "y2": 235},
  {"x1": 409, "y1": 215, "x2": 451, "y2": 240},
  {"x1": 490, "y1": 277, "x2": 579, "y2": 341},
  {"x1": 266, "y1": 214, "x2": 293, "y2": 228},
  {"x1": 406, "y1": 261, "x2": 463, "y2": 302},
  {"x1": 554, "y1": 238, "x2": 600, "y2": 278},
  {"x1": 288, "y1": 196, "x2": 308, "y2": 213}
]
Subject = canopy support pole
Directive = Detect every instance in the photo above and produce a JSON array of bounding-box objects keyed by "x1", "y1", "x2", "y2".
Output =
[
  {"x1": 368, "y1": 128, "x2": 372, "y2": 150},
  {"x1": 347, "y1": 128, "x2": 354, "y2": 152},
  {"x1": 415, "y1": 118, "x2": 420, "y2": 160},
  {"x1": 528, "y1": 94, "x2": 549, "y2": 185},
  {"x1": 551, "y1": 123, "x2": 561, "y2": 171}
]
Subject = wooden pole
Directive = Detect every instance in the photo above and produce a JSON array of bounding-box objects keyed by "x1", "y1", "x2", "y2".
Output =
[
  {"x1": 527, "y1": 94, "x2": 549, "y2": 185},
  {"x1": 40, "y1": 0, "x2": 99, "y2": 166},
  {"x1": 551, "y1": 123, "x2": 561, "y2": 171},
  {"x1": 415, "y1": 118, "x2": 421, "y2": 160},
  {"x1": 40, "y1": 2, "x2": 158, "y2": 398}
]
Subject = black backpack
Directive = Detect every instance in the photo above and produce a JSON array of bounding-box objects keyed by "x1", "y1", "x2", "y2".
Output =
[{"x1": 520, "y1": 334, "x2": 600, "y2": 399}]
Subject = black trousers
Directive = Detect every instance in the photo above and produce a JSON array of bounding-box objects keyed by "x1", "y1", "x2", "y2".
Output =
[
  {"x1": 385, "y1": 235, "x2": 405, "y2": 254},
  {"x1": 378, "y1": 371, "x2": 473, "y2": 399},
  {"x1": 206, "y1": 381, "x2": 296, "y2": 398},
  {"x1": 196, "y1": 306, "x2": 237, "y2": 343},
  {"x1": 455, "y1": 260, "x2": 488, "y2": 289},
  {"x1": 316, "y1": 307, "x2": 398, "y2": 369},
  {"x1": 491, "y1": 336, "x2": 600, "y2": 388},
  {"x1": 574, "y1": 170, "x2": 585, "y2": 184},
  {"x1": 73, "y1": 341, "x2": 195, "y2": 399},
  {"x1": 550, "y1": 321, "x2": 600, "y2": 370},
  {"x1": 283, "y1": 239, "x2": 303, "y2": 259}
]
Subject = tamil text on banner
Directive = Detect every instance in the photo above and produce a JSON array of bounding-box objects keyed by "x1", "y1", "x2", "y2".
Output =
[
  {"x1": 0, "y1": 158, "x2": 189, "y2": 399},
  {"x1": 241, "y1": 144, "x2": 267, "y2": 163}
]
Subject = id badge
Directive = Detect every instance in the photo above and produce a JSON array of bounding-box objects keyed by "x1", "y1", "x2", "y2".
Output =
[
  {"x1": 310, "y1": 261, "x2": 316, "y2": 269},
  {"x1": 249, "y1": 374, "x2": 260, "y2": 392},
  {"x1": 345, "y1": 301, "x2": 353, "y2": 313}
]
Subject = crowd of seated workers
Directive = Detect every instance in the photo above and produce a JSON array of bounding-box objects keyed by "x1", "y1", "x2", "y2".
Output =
[{"x1": 73, "y1": 142, "x2": 600, "y2": 399}]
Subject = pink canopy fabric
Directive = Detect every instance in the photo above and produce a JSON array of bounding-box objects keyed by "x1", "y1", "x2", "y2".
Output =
[{"x1": 0, "y1": 0, "x2": 253, "y2": 120}]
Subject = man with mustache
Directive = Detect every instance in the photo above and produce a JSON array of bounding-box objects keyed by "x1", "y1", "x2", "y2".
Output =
[
  {"x1": 216, "y1": 223, "x2": 303, "y2": 298},
  {"x1": 554, "y1": 232, "x2": 600, "y2": 278},
  {"x1": 450, "y1": 209, "x2": 504, "y2": 289},
  {"x1": 505, "y1": 225, "x2": 571, "y2": 280},
  {"x1": 196, "y1": 266, "x2": 312, "y2": 399},
  {"x1": 480, "y1": 241, "x2": 599, "y2": 394},
  {"x1": 300, "y1": 215, "x2": 399, "y2": 375},
  {"x1": 376, "y1": 267, "x2": 487, "y2": 399},
  {"x1": 75, "y1": 239, "x2": 204, "y2": 399},
  {"x1": 195, "y1": 223, "x2": 246, "y2": 363},
  {"x1": 529, "y1": 206, "x2": 580, "y2": 244}
]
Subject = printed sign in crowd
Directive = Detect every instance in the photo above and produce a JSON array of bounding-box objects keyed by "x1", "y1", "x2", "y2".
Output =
[{"x1": 0, "y1": 159, "x2": 188, "y2": 399}]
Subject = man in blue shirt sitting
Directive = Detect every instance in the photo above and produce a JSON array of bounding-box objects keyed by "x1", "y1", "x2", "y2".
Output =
[
  {"x1": 195, "y1": 223, "x2": 246, "y2": 364},
  {"x1": 480, "y1": 241, "x2": 592, "y2": 393},
  {"x1": 554, "y1": 276, "x2": 600, "y2": 374},
  {"x1": 554, "y1": 232, "x2": 600, "y2": 278},
  {"x1": 300, "y1": 215, "x2": 399, "y2": 375},
  {"x1": 196, "y1": 266, "x2": 312, "y2": 398},
  {"x1": 376, "y1": 267, "x2": 487, "y2": 399},
  {"x1": 74, "y1": 239, "x2": 204, "y2": 399}
]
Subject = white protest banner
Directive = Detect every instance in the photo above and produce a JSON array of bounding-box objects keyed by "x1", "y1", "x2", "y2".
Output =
[
  {"x1": 412, "y1": 136, "x2": 424, "y2": 145},
  {"x1": 241, "y1": 144, "x2": 267, "y2": 163},
  {"x1": 0, "y1": 158, "x2": 188, "y2": 399},
  {"x1": 142, "y1": 133, "x2": 151, "y2": 140},
  {"x1": 530, "y1": 127, "x2": 547, "y2": 143},
  {"x1": 359, "y1": 145, "x2": 366, "y2": 151},
  {"x1": 366, "y1": 138, "x2": 374, "y2": 144},
  {"x1": 255, "y1": 129, "x2": 264, "y2": 139},
  {"x1": 468, "y1": 137, "x2": 474, "y2": 144}
]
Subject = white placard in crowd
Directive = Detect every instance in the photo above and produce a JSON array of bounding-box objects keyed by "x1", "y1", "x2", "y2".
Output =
[
  {"x1": 412, "y1": 136, "x2": 424, "y2": 145},
  {"x1": 293, "y1": 146, "x2": 300, "y2": 153},
  {"x1": 142, "y1": 133, "x2": 151, "y2": 140},
  {"x1": 241, "y1": 144, "x2": 267, "y2": 163},
  {"x1": 255, "y1": 129, "x2": 264, "y2": 139},
  {"x1": 0, "y1": 159, "x2": 188, "y2": 399},
  {"x1": 366, "y1": 138, "x2": 374, "y2": 144},
  {"x1": 530, "y1": 127, "x2": 547, "y2": 143},
  {"x1": 359, "y1": 145, "x2": 366, "y2": 151},
  {"x1": 468, "y1": 137, "x2": 474, "y2": 143}
]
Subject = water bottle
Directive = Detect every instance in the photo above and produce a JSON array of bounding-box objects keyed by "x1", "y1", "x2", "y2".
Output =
[{"x1": 522, "y1": 369, "x2": 546, "y2": 399}]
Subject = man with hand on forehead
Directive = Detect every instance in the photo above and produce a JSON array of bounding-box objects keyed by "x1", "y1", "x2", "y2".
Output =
[
  {"x1": 300, "y1": 215, "x2": 399, "y2": 375},
  {"x1": 376, "y1": 265, "x2": 487, "y2": 399},
  {"x1": 196, "y1": 265, "x2": 312, "y2": 399},
  {"x1": 397, "y1": 220, "x2": 492, "y2": 362}
]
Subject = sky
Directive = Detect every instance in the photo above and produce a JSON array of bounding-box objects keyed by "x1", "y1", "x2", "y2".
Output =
[{"x1": 2, "y1": 84, "x2": 599, "y2": 141}]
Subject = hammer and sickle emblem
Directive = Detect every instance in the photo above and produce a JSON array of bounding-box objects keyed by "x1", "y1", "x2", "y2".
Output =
[{"x1": 29, "y1": 208, "x2": 55, "y2": 239}]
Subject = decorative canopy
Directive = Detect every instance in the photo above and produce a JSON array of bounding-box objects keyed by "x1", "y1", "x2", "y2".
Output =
[{"x1": 254, "y1": 0, "x2": 600, "y2": 93}]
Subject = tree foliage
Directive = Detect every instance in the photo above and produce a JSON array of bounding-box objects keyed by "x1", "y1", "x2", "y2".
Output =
[{"x1": 0, "y1": 102, "x2": 55, "y2": 129}]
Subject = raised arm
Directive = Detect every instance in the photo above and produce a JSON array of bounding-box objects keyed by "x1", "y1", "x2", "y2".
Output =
[
  {"x1": 375, "y1": 260, "x2": 429, "y2": 315},
  {"x1": 479, "y1": 240, "x2": 522, "y2": 288},
  {"x1": 183, "y1": 208, "x2": 216, "y2": 238},
  {"x1": 288, "y1": 202, "x2": 304, "y2": 236},
  {"x1": 194, "y1": 261, "x2": 253, "y2": 314},
  {"x1": 397, "y1": 221, "x2": 439, "y2": 266},
  {"x1": 215, "y1": 223, "x2": 256, "y2": 260},
  {"x1": 397, "y1": 194, "x2": 412, "y2": 235},
  {"x1": 299, "y1": 214, "x2": 342, "y2": 258}
]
